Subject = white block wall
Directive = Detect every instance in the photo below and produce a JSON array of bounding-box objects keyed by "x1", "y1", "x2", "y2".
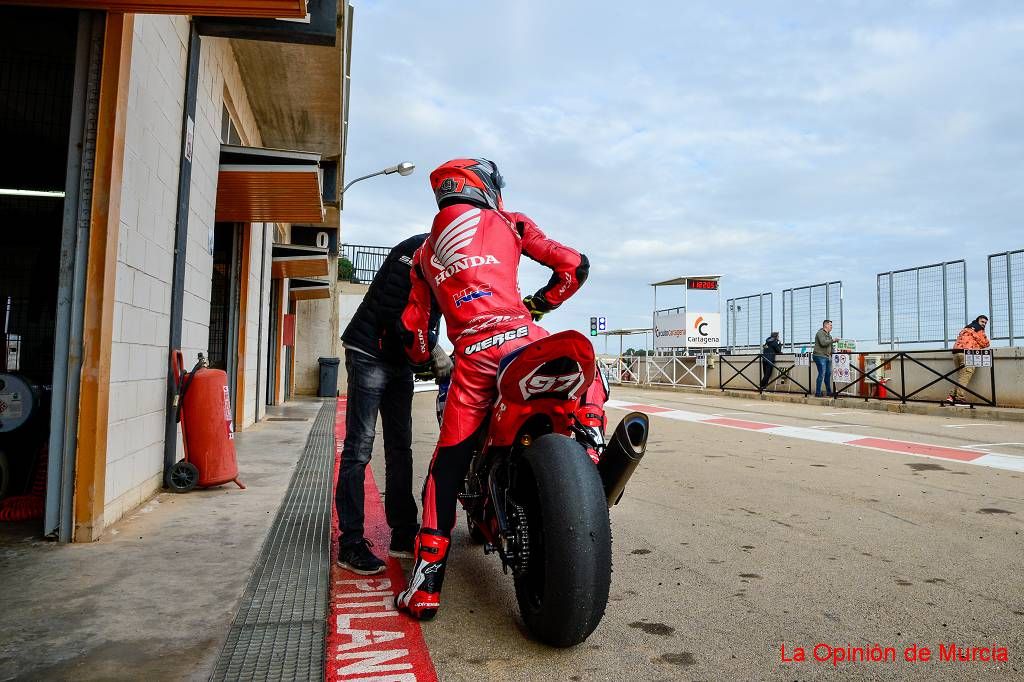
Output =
[
  {"x1": 105, "y1": 16, "x2": 266, "y2": 524},
  {"x1": 107, "y1": 14, "x2": 189, "y2": 523},
  {"x1": 294, "y1": 258, "x2": 341, "y2": 395}
]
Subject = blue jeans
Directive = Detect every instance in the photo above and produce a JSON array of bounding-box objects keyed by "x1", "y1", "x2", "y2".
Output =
[
  {"x1": 335, "y1": 349, "x2": 418, "y2": 549},
  {"x1": 813, "y1": 355, "x2": 832, "y2": 396}
]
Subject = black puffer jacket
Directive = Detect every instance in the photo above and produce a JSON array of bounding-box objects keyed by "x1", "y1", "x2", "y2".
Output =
[{"x1": 342, "y1": 234, "x2": 440, "y2": 364}]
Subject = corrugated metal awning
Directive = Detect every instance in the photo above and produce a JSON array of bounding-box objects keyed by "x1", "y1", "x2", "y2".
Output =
[
  {"x1": 9, "y1": 0, "x2": 307, "y2": 17},
  {"x1": 289, "y1": 277, "x2": 331, "y2": 301},
  {"x1": 216, "y1": 145, "x2": 324, "y2": 223},
  {"x1": 272, "y1": 244, "x2": 329, "y2": 279}
]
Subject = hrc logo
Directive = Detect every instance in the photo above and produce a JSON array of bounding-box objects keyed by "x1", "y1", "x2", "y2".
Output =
[{"x1": 454, "y1": 284, "x2": 492, "y2": 308}]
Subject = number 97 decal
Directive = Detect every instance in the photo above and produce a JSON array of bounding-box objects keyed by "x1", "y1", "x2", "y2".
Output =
[{"x1": 519, "y1": 366, "x2": 585, "y2": 400}]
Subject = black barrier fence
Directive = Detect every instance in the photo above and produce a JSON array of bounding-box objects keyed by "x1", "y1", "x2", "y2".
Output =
[
  {"x1": 718, "y1": 350, "x2": 996, "y2": 407},
  {"x1": 339, "y1": 243, "x2": 390, "y2": 284}
]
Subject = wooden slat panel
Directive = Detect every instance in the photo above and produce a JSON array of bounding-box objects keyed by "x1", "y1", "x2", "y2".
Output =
[
  {"x1": 10, "y1": 0, "x2": 306, "y2": 18},
  {"x1": 290, "y1": 286, "x2": 330, "y2": 301},
  {"x1": 216, "y1": 169, "x2": 323, "y2": 223},
  {"x1": 271, "y1": 256, "x2": 328, "y2": 279}
]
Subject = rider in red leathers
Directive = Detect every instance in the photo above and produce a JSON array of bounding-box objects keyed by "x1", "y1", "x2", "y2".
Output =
[{"x1": 395, "y1": 158, "x2": 608, "y2": 620}]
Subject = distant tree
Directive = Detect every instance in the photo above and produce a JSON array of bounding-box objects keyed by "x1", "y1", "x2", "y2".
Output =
[{"x1": 338, "y1": 256, "x2": 354, "y2": 282}]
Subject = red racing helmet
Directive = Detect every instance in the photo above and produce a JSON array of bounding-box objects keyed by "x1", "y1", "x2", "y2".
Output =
[{"x1": 429, "y1": 158, "x2": 505, "y2": 210}]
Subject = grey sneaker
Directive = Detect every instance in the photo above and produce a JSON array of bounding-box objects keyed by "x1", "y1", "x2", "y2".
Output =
[{"x1": 337, "y1": 539, "x2": 386, "y2": 575}]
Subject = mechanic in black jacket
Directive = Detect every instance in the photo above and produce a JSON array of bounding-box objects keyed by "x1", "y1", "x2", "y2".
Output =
[
  {"x1": 760, "y1": 331, "x2": 783, "y2": 390},
  {"x1": 336, "y1": 234, "x2": 451, "y2": 574}
]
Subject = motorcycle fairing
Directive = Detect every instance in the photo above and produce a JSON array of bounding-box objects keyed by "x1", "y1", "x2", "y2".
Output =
[{"x1": 488, "y1": 330, "x2": 596, "y2": 448}]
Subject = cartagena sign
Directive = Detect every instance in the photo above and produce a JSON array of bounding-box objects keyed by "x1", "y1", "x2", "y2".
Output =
[{"x1": 686, "y1": 312, "x2": 721, "y2": 348}]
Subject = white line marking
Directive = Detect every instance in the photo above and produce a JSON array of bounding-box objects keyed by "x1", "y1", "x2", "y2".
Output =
[
  {"x1": 810, "y1": 424, "x2": 868, "y2": 430},
  {"x1": 941, "y1": 423, "x2": 1002, "y2": 429},
  {"x1": 962, "y1": 442, "x2": 1024, "y2": 451}
]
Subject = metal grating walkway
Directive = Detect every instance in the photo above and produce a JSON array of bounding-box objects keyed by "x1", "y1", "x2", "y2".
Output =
[{"x1": 211, "y1": 401, "x2": 335, "y2": 681}]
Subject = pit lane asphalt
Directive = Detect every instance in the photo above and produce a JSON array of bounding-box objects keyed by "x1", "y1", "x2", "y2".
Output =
[{"x1": 369, "y1": 388, "x2": 1023, "y2": 681}]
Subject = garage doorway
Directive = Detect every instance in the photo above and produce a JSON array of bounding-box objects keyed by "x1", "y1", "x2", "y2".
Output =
[{"x1": 0, "y1": 7, "x2": 99, "y2": 541}]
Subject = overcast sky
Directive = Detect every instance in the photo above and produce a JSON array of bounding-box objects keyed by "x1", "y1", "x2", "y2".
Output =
[{"x1": 340, "y1": 1, "x2": 1024, "y2": 350}]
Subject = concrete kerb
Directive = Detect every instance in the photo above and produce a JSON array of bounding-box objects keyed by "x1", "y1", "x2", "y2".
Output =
[{"x1": 628, "y1": 383, "x2": 1024, "y2": 423}]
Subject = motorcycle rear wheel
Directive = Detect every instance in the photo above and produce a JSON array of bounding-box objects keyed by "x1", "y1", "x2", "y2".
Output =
[{"x1": 513, "y1": 434, "x2": 611, "y2": 647}]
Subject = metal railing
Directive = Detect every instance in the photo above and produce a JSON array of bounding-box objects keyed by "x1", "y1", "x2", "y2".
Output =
[
  {"x1": 718, "y1": 350, "x2": 996, "y2": 407},
  {"x1": 598, "y1": 354, "x2": 707, "y2": 389},
  {"x1": 988, "y1": 248, "x2": 1023, "y2": 346},
  {"x1": 648, "y1": 355, "x2": 707, "y2": 388},
  {"x1": 339, "y1": 243, "x2": 390, "y2": 284},
  {"x1": 597, "y1": 356, "x2": 642, "y2": 385},
  {"x1": 719, "y1": 353, "x2": 812, "y2": 395}
]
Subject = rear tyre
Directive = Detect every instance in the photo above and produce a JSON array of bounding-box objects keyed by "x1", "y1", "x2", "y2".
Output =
[
  {"x1": 166, "y1": 461, "x2": 199, "y2": 493},
  {"x1": 513, "y1": 434, "x2": 611, "y2": 647}
]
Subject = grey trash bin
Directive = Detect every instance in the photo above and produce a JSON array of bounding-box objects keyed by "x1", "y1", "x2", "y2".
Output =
[{"x1": 318, "y1": 357, "x2": 340, "y2": 397}]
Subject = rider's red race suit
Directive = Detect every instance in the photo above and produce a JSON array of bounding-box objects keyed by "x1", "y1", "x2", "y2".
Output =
[{"x1": 396, "y1": 203, "x2": 606, "y2": 620}]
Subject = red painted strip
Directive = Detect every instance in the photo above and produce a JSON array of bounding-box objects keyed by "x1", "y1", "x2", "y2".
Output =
[
  {"x1": 619, "y1": 403, "x2": 676, "y2": 413},
  {"x1": 847, "y1": 437, "x2": 983, "y2": 462},
  {"x1": 702, "y1": 417, "x2": 777, "y2": 431},
  {"x1": 327, "y1": 398, "x2": 438, "y2": 682}
]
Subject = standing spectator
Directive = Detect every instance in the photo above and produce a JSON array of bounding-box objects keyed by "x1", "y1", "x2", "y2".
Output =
[
  {"x1": 813, "y1": 319, "x2": 835, "y2": 398},
  {"x1": 335, "y1": 234, "x2": 451, "y2": 575},
  {"x1": 760, "y1": 331, "x2": 782, "y2": 390},
  {"x1": 946, "y1": 315, "x2": 990, "y2": 405}
]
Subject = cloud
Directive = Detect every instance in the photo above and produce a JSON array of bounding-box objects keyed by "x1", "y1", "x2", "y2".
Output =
[{"x1": 342, "y1": 1, "x2": 1024, "y2": 346}]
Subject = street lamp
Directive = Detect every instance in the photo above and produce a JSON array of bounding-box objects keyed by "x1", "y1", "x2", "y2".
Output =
[{"x1": 342, "y1": 161, "x2": 415, "y2": 195}]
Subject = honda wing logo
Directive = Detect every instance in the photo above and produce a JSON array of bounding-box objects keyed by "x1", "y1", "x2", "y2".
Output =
[
  {"x1": 429, "y1": 208, "x2": 500, "y2": 284},
  {"x1": 430, "y1": 208, "x2": 481, "y2": 269}
]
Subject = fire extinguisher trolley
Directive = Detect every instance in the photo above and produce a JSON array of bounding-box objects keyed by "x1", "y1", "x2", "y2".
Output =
[{"x1": 167, "y1": 351, "x2": 245, "y2": 493}]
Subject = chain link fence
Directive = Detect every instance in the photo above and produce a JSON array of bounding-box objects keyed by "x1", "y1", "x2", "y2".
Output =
[
  {"x1": 877, "y1": 261, "x2": 966, "y2": 349},
  {"x1": 781, "y1": 282, "x2": 843, "y2": 352},
  {"x1": 725, "y1": 293, "x2": 771, "y2": 352},
  {"x1": 988, "y1": 249, "x2": 1023, "y2": 346}
]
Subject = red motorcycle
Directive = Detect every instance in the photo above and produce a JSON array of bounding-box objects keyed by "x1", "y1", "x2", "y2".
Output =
[{"x1": 443, "y1": 329, "x2": 650, "y2": 647}]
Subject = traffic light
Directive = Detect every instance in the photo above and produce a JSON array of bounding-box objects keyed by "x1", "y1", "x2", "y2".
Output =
[
  {"x1": 589, "y1": 316, "x2": 598, "y2": 336},
  {"x1": 598, "y1": 316, "x2": 607, "y2": 332}
]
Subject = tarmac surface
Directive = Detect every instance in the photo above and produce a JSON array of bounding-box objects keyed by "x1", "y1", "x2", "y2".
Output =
[{"x1": 385, "y1": 388, "x2": 1024, "y2": 681}]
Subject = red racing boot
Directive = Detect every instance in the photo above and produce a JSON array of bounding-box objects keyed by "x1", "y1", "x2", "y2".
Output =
[{"x1": 395, "y1": 529, "x2": 450, "y2": 621}]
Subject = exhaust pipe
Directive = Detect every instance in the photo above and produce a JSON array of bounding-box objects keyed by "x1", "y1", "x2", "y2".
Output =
[{"x1": 597, "y1": 412, "x2": 649, "y2": 507}]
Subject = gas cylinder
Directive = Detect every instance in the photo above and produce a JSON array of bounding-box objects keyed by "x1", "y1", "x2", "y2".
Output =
[{"x1": 173, "y1": 352, "x2": 244, "y2": 490}]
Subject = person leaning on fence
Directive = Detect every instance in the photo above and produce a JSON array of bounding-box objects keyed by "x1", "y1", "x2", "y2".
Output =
[
  {"x1": 813, "y1": 320, "x2": 835, "y2": 398},
  {"x1": 760, "y1": 331, "x2": 782, "y2": 390},
  {"x1": 945, "y1": 315, "x2": 990, "y2": 406}
]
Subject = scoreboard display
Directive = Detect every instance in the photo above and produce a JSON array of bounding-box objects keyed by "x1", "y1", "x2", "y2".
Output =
[{"x1": 686, "y1": 279, "x2": 719, "y2": 291}]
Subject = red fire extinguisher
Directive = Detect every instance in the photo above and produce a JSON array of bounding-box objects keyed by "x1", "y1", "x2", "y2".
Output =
[{"x1": 168, "y1": 350, "x2": 245, "y2": 493}]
